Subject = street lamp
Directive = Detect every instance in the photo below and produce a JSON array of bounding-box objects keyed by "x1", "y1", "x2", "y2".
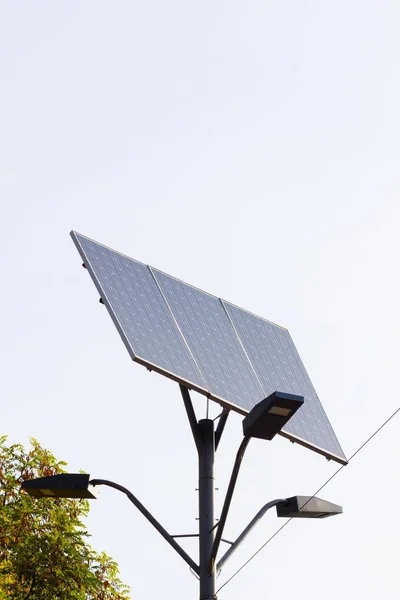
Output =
[
  {"x1": 276, "y1": 495, "x2": 343, "y2": 519},
  {"x1": 21, "y1": 473, "x2": 97, "y2": 499},
  {"x1": 217, "y1": 495, "x2": 342, "y2": 571},
  {"x1": 242, "y1": 391, "x2": 304, "y2": 440},
  {"x1": 21, "y1": 390, "x2": 342, "y2": 600},
  {"x1": 208, "y1": 391, "x2": 304, "y2": 573},
  {"x1": 22, "y1": 475, "x2": 342, "y2": 574},
  {"x1": 22, "y1": 473, "x2": 199, "y2": 573}
]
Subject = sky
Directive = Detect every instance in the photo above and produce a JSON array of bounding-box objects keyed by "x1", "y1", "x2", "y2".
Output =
[{"x1": 1, "y1": 1, "x2": 400, "y2": 598}]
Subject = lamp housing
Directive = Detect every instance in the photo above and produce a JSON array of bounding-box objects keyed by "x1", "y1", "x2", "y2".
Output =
[
  {"x1": 276, "y1": 495, "x2": 343, "y2": 519},
  {"x1": 21, "y1": 473, "x2": 97, "y2": 499},
  {"x1": 242, "y1": 391, "x2": 304, "y2": 440}
]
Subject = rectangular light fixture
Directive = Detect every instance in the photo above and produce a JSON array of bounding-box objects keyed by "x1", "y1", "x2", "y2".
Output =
[
  {"x1": 21, "y1": 474, "x2": 97, "y2": 499},
  {"x1": 276, "y1": 496, "x2": 343, "y2": 519},
  {"x1": 242, "y1": 391, "x2": 304, "y2": 441}
]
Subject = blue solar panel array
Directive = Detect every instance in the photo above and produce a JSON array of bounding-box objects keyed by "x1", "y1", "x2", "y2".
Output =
[{"x1": 71, "y1": 232, "x2": 346, "y2": 464}]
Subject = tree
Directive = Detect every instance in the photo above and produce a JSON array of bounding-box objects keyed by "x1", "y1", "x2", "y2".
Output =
[{"x1": 0, "y1": 436, "x2": 130, "y2": 600}]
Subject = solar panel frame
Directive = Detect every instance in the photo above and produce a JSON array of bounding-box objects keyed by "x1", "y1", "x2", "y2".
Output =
[{"x1": 70, "y1": 231, "x2": 347, "y2": 465}]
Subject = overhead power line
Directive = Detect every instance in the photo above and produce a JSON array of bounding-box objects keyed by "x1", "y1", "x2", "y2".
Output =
[{"x1": 217, "y1": 405, "x2": 400, "y2": 594}]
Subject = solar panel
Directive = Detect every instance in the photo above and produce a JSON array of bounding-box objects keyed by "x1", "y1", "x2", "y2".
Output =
[
  {"x1": 151, "y1": 269, "x2": 265, "y2": 411},
  {"x1": 71, "y1": 233, "x2": 208, "y2": 393},
  {"x1": 222, "y1": 301, "x2": 345, "y2": 461},
  {"x1": 71, "y1": 232, "x2": 347, "y2": 464}
]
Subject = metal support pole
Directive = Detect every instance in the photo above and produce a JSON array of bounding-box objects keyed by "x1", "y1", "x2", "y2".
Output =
[{"x1": 198, "y1": 419, "x2": 216, "y2": 600}]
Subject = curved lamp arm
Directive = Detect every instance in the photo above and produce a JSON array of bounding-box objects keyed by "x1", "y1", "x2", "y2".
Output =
[
  {"x1": 208, "y1": 436, "x2": 251, "y2": 572},
  {"x1": 217, "y1": 498, "x2": 286, "y2": 572},
  {"x1": 90, "y1": 479, "x2": 199, "y2": 574}
]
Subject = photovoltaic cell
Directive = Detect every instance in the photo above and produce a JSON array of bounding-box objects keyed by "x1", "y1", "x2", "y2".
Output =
[
  {"x1": 223, "y1": 301, "x2": 346, "y2": 461},
  {"x1": 152, "y1": 269, "x2": 265, "y2": 411},
  {"x1": 71, "y1": 233, "x2": 208, "y2": 392},
  {"x1": 71, "y1": 231, "x2": 346, "y2": 464}
]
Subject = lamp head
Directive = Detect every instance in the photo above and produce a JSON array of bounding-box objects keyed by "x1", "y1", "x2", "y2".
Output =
[
  {"x1": 21, "y1": 474, "x2": 97, "y2": 499},
  {"x1": 276, "y1": 496, "x2": 343, "y2": 519},
  {"x1": 242, "y1": 391, "x2": 304, "y2": 440}
]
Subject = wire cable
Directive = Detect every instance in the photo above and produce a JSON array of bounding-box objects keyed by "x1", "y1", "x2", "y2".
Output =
[{"x1": 216, "y1": 405, "x2": 400, "y2": 594}]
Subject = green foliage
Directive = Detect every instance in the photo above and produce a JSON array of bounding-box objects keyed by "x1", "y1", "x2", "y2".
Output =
[{"x1": 0, "y1": 436, "x2": 130, "y2": 599}]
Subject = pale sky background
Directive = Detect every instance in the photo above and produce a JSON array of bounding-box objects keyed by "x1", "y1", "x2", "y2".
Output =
[{"x1": 1, "y1": 2, "x2": 400, "y2": 599}]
